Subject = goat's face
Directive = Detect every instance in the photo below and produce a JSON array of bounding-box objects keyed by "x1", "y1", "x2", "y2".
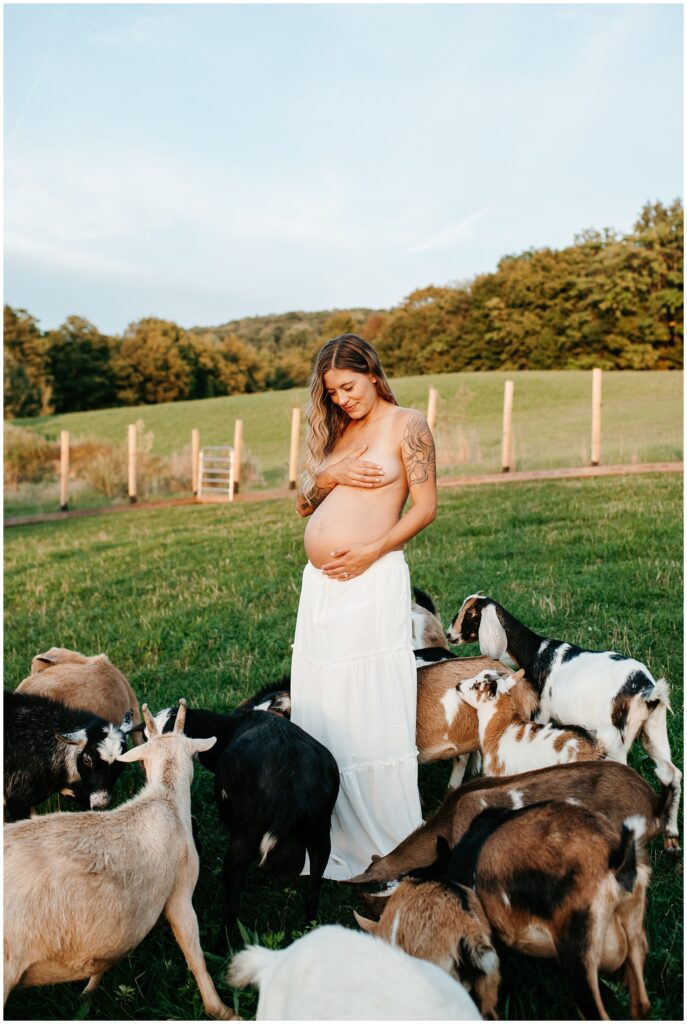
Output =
[
  {"x1": 447, "y1": 594, "x2": 488, "y2": 645},
  {"x1": 60, "y1": 720, "x2": 130, "y2": 810},
  {"x1": 457, "y1": 670, "x2": 502, "y2": 708},
  {"x1": 118, "y1": 700, "x2": 216, "y2": 787},
  {"x1": 458, "y1": 670, "x2": 523, "y2": 711}
]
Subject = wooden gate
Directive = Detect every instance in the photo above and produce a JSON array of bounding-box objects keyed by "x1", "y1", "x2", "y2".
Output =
[{"x1": 197, "y1": 446, "x2": 235, "y2": 503}]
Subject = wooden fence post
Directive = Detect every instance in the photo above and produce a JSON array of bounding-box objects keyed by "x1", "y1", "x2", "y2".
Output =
[
  {"x1": 128, "y1": 424, "x2": 137, "y2": 504},
  {"x1": 501, "y1": 380, "x2": 514, "y2": 473},
  {"x1": 191, "y1": 428, "x2": 200, "y2": 495},
  {"x1": 591, "y1": 368, "x2": 602, "y2": 466},
  {"x1": 59, "y1": 430, "x2": 69, "y2": 511},
  {"x1": 288, "y1": 407, "x2": 301, "y2": 489},
  {"x1": 233, "y1": 419, "x2": 243, "y2": 494},
  {"x1": 427, "y1": 387, "x2": 438, "y2": 433}
]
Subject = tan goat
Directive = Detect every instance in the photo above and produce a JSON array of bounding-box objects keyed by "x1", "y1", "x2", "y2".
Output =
[
  {"x1": 457, "y1": 668, "x2": 604, "y2": 775},
  {"x1": 417, "y1": 657, "x2": 539, "y2": 788},
  {"x1": 4, "y1": 699, "x2": 234, "y2": 1020},
  {"x1": 354, "y1": 879, "x2": 500, "y2": 1019},
  {"x1": 16, "y1": 647, "x2": 143, "y2": 744}
]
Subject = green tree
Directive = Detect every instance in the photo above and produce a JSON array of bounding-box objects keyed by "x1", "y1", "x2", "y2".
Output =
[
  {"x1": 113, "y1": 318, "x2": 191, "y2": 405},
  {"x1": 214, "y1": 333, "x2": 267, "y2": 394},
  {"x1": 46, "y1": 316, "x2": 118, "y2": 412},
  {"x1": 3, "y1": 305, "x2": 51, "y2": 417}
]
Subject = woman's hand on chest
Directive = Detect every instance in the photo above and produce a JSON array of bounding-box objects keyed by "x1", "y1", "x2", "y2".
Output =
[{"x1": 320, "y1": 444, "x2": 385, "y2": 488}]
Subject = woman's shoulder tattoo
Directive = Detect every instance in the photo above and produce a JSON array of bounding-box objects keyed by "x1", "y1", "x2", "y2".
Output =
[{"x1": 401, "y1": 412, "x2": 436, "y2": 486}]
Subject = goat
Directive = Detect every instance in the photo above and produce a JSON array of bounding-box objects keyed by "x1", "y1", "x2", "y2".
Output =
[
  {"x1": 16, "y1": 646, "x2": 143, "y2": 744},
  {"x1": 4, "y1": 700, "x2": 234, "y2": 1019},
  {"x1": 457, "y1": 669, "x2": 604, "y2": 775},
  {"x1": 447, "y1": 593, "x2": 681, "y2": 850},
  {"x1": 227, "y1": 923, "x2": 481, "y2": 1020},
  {"x1": 354, "y1": 878, "x2": 499, "y2": 1018},
  {"x1": 349, "y1": 759, "x2": 672, "y2": 885},
  {"x1": 411, "y1": 802, "x2": 651, "y2": 1021},
  {"x1": 153, "y1": 704, "x2": 339, "y2": 951},
  {"x1": 417, "y1": 658, "x2": 539, "y2": 789},
  {"x1": 411, "y1": 587, "x2": 455, "y2": 662},
  {"x1": 3, "y1": 690, "x2": 133, "y2": 821},
  {"x1": 235, "y1": 678, "x2": 292, "y2": 716}
]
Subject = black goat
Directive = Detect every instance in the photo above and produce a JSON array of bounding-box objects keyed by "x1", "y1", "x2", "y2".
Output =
[
  {"x1": 155, "y1": 704, "x2": 339, "y2": 950},
  {"x1": 4, "y1": 690, "x2": 132, "y2": 821}
]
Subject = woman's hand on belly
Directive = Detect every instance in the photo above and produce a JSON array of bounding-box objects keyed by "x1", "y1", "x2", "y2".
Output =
[{"x1": 321, "y1": 541, "x2": 382, "y2": 581}]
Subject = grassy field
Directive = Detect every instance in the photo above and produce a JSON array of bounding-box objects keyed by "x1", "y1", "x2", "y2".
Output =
[
  {"x1": 3, "y1": 472, "x2": 683, "y2": 1021},
  {"x1": 8, "y1": 370, "x2": 683, "y2": 514}
]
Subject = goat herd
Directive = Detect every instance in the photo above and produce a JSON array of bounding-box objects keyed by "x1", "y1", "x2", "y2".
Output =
[{"x1": 3, "y1": 590, "x2": 682, "y2": 1021}]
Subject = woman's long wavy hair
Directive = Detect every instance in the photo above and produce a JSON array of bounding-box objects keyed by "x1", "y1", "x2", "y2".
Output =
[{"x1": 302, "y1": 334, "x2": 397, "y2": 500}]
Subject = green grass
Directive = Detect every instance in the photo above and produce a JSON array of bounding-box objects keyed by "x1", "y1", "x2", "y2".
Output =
[
  {"x1": 9, "y1": 370, "x2": 683, "y2": 509},
  {"x1": 3, "y1": 473, "x2": 683, "y2": 1020}
]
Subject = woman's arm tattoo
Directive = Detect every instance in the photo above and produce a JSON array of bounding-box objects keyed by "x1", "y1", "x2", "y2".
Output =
[
  {"x1": 296, "y1": 482, "x2": 334, "y2": 515},
  {"x1": 401, "y1": 414, "x2": 436, "y2": 486}
]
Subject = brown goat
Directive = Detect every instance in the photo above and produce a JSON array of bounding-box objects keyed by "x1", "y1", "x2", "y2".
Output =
[
  {"x1": 16, "y1": 647, "x2": 143, "y2": 744},
  {"x1": 416, "y1": 802, "x2": 651, "y2": 1020},
  {"x1": 417, "y1": 658, "x2": 540, "y2": 788},
  {"x1": 354, "y1": 879, "x2": 500, "y2": 1019},
  {"x1": 348, "y1": 760, "x2": 672, "y2": 886},
  {"x1": 457, "y1": 669, "x2": 604, "y2": 775}
]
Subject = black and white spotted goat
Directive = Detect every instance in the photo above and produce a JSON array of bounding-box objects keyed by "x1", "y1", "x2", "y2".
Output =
[
  {"x1": 447, "y1": 594, "x2": 681, "y2": 850},
  {"x1": 4, "y1": 690, "x2": 133, "y2": 821}
]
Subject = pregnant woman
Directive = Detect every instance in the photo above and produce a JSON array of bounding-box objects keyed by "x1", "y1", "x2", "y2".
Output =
[{"x1": 291, "y1": 334, "x2": 437, "y2": 880}]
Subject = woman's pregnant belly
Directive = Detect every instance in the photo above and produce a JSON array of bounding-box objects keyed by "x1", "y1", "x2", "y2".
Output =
[{"x1": 304, "y1": 483, "x2": 406, "y2": 568}]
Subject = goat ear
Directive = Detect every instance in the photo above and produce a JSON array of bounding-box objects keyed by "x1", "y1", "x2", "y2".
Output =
[
  {"x1": 32, "y1": 649, "x2": 60, "y2": 672},
  {"x1": 478, "y1": 604, "x2": 508, "y2": 660},
  {"x1": 359, "y1": 890, "x2": 392, "y2": 918},
  {"x1": 191, "y1": 736, "x2": 216, "y2": 754},
  {"x1": 117, "y1": 745, "x2": 148, "y2": 764},
  {"x1": 56, "y1": 729, "x2": 88, "y2": 749},
  {"x1": 353, "y1": 910, "x2": 378, "y2": 934}
]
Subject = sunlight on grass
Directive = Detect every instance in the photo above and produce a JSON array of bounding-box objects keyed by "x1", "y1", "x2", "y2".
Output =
[{"x1": 3, "y1": 473, "x2": 683, "y2": 1020}]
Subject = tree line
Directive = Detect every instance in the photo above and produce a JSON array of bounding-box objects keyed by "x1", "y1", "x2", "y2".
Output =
[{"x1": 4, "y1": 199, "x2": 682, "y2": 418}]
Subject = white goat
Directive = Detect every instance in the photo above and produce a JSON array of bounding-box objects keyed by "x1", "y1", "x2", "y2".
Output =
[
  {"x1": 448, "y1": 594, "x2": 681, "y2": 849},
  {"x1": 4, "y1": 699, "x2": 234, "y2": 1020},
  {"x1": 228, "y1": 924, "x2": 482, "y2": 1020}
]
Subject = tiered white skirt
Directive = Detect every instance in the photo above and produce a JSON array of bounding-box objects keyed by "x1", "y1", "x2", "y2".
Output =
[{"x1": 291, "y1": 551, "x2": 423, "y2": 880}]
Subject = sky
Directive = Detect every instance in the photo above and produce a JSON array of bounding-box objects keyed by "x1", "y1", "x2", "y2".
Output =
[{"x1": 4, "y1": 2, "x2": 684, "y2": 335}]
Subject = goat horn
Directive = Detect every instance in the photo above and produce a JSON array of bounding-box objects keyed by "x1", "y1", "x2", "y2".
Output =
[
  {"x1": 175, "y1": 697, "x2": 187, "y2": 734},
  {"x1": 142, "y1": 703, "x2": 158, "y2": 737}
]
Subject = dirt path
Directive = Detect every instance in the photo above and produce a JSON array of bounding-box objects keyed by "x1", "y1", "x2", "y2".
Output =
[{"x1": 4, "y1": 461, "x2": 682, "y2": 528}]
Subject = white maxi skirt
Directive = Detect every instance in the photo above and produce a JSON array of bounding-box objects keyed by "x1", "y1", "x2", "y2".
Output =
[{"x1": 291, "y1": 550, "x2": 423, "y2": 881}]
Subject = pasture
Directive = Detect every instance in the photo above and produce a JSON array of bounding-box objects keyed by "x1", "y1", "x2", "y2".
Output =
[
  {"x1": 7, "y1": 371, "x2": 683, "y2": 515},
  {"x1": 3, "y1": 472, "x2": 683, "y2": 1021}
]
